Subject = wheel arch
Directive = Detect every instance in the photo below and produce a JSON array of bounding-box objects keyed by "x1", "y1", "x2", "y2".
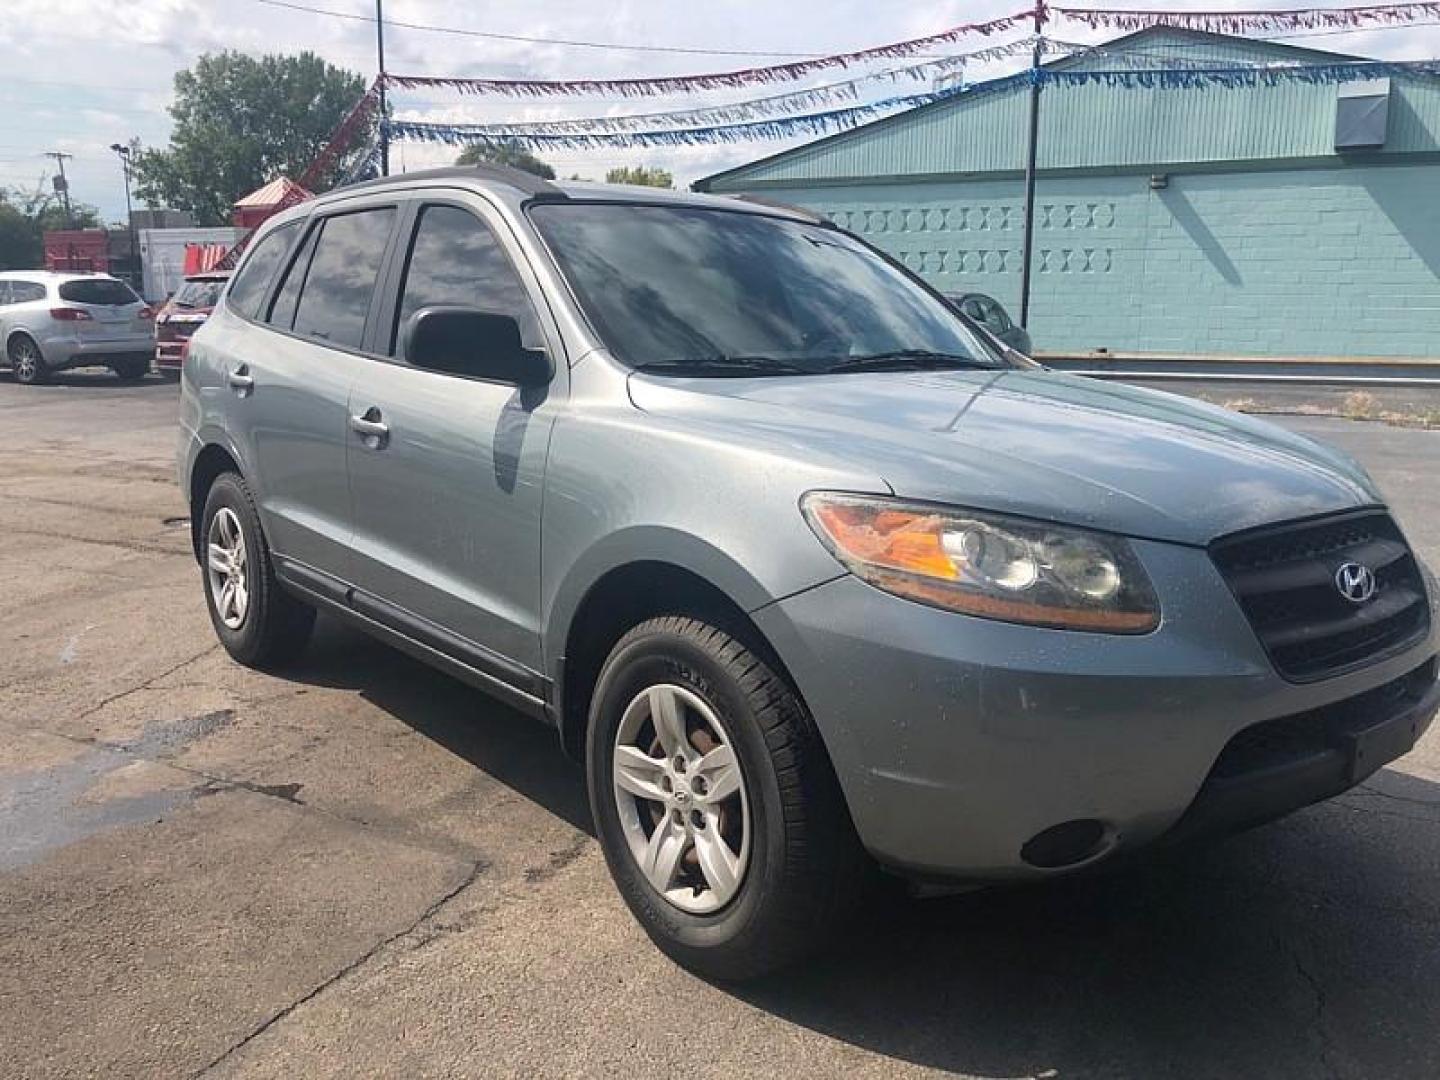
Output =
[
  {"x1": 188, "y1": 441, "x2": 244, "y2": 562},
  {"x1": 6, "y1": 327, "x2": 42, "y2": 358},
  {"x1": 549, "y1": 548, "x2": 807, "y2": 764}
]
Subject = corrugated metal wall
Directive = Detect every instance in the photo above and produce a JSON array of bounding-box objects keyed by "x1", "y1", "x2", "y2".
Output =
[{"x1": 704, "y1": 32, "x2": 1440, "y2": 185}]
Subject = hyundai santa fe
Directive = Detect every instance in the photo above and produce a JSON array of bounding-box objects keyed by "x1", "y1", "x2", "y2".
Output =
[{"x1": 178, "y1": 165, "x2": 1439, "y2": 979}]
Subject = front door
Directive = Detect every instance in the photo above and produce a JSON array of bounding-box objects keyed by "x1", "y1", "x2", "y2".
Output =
[{"x1": 345, "y1": 197, "x2": 562, "y2": 678}]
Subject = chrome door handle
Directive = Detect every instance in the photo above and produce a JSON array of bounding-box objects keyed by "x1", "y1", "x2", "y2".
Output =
[
  {"x1": 349, "y1": 409, "x2": 389, "y2": 443},
  {"x1": 227, "y1": 366, "x2": 254, "y2": 392}
]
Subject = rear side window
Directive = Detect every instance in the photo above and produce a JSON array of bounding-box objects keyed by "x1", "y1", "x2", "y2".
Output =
[
  {"x1": 266, "y1": 225, "x2": 321, "y2": 331},
  {"x1": 12, "y1": 281, "x2": 49, "y2": 304},
  {"x1": 227, "y1": 221, "x2": 300, "y2": 318},
  {"x1": 291, "y1": 208, "x2": 396, "y2": 350},
  {"x1": 58, "y1": 278, "x2": 139, "y2": 306},
  {"x1": 390, "y1": 204, "x2": 542, "y2": 354}
]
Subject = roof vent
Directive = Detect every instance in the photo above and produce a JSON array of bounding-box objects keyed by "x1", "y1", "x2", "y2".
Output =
[{"x1": 1335, "y1": 78, "x2": 1390, "y2": 151}]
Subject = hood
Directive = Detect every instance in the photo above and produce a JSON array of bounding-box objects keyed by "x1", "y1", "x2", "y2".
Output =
[{"x1": 627, "y1": 367, "x2": 1380, "y2": 546}]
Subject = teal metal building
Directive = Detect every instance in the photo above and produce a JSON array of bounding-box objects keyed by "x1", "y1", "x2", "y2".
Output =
[{"x1": 695, "y1": 29, "x2": 1440, "y2": 359}]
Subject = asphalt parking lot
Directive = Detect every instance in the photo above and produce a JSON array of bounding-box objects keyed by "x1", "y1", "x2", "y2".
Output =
[{"x1": 2, "y1": 370, "x2": 1439, "y2": 1079}]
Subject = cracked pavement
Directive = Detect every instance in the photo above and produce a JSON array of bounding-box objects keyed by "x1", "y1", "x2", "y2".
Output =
[{"x1": 2, "y1": 371, "x2": 1438, "y2": 1079}]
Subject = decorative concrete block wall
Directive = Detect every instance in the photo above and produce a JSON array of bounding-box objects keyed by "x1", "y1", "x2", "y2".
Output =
[{"x1": 796, "y1": 163, "x2": 1440, "y2": 358}]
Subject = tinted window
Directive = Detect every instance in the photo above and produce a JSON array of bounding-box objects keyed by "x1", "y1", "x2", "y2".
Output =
[
  {"x1": 227, "y1": 222, "x2": 299, "y2": 318},
  {"x1": 266, "y1": 226, "x2": 320, "y2": 330},
  {"x1": 291, "y1": 208, "x2": 396, "y2": 350},
  {"x1": 392, "y1": 205, "x2": 541, "y2": 354},
  {"x1": 530, "y1": 204, "x2": 996, "y2": 373},
  {"x1": 11, "y1": 281, "x2": 45, "y2": 303},
  {"x1": 58, "y1": 278, "x2": 139, "y2": 306}
]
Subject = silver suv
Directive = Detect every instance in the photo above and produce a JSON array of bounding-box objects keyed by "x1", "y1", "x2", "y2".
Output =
[
  {"x1": 179, "y1": 166, "x2": 1439, "y2": 979},
  {"x1": 1, "y1": 271, "x2": 153, "y2": 384}
]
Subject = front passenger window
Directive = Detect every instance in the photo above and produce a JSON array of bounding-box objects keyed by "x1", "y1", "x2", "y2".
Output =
[{"x1": 391, "y1": 204, "x2": 543, "y2": 358}]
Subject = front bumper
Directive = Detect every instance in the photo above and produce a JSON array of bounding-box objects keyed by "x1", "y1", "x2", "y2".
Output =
[{"x1": 754, "y1": 538, "x2": 1439, "y2": 880}]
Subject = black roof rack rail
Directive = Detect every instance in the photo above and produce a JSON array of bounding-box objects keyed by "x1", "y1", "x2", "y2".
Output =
[
  {"x1": 335, "y1": 163, "x2": 567, "y2": 199},
  {"x1": 727, "y1": 193, "x2": 828, "y2": 225}
]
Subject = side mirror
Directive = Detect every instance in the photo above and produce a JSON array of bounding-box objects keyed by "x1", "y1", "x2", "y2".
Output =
[{"x1": 402, "y1": 305, "x2": 553, "y2": 386}]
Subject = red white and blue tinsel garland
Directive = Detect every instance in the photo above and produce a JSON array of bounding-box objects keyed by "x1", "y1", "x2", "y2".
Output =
[
  {"x1": 386, "y1": 58, "x2": 1440, "y2": 151},
  {"x1": 1051, "y1": 2, "x2": 1440, "y2": 34},
  {"x1": 384, "y1": 12, "x2": 1032, "y2": 98},
  {"x1": 388, "y1": 41, "x2": 1046, "y2": 135}
]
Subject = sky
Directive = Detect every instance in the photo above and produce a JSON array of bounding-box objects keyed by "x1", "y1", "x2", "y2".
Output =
[{"x1": 2, "y1": 0, "x2": 1438, "y2": 224}]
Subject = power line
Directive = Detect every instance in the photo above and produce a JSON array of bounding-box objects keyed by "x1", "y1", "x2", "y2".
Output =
[{"x1": 243, "y1": 0, "x2": 833, "y2": 57}]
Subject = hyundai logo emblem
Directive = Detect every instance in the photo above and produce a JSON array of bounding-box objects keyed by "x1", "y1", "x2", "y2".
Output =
[{"x1": 1334, "y1": 562, "x2": 1378, "y2": 604}]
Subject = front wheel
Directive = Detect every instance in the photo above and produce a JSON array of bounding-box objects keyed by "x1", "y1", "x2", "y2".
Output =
[{"x1": 587, "y1": 616, "x2": 868, "y2": 981}]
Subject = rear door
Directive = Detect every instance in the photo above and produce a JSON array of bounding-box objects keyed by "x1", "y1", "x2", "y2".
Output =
[
  {"x1": 217, "y1": 204, "x2": 400, "y2": 584},
  {"x1": 344, "y1": 195, "x2": 564, "y2": 678}
]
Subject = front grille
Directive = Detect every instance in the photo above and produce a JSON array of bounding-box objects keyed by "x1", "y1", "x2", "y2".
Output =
[
  {"x1": 1212, "y1": 510, "x2": 1431, "y2": 681},
  {"x1": 1211, "y1": 658, "x2": 1436, "y2": 779}
]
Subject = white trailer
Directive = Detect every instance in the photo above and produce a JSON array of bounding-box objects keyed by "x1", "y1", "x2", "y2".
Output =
[{"x1": 138, "y1": 227, "x2": 244, "y2": 302}]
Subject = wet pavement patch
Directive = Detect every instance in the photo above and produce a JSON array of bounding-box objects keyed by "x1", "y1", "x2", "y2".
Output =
[{"x1": 0, "y1": 709, "x2": 238, "y2": 871}]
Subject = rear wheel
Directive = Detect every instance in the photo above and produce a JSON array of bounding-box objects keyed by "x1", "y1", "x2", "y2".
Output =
[
  {"x1": 8, "y1": 335, "x2": 45, "y2": 385},
  {"x1": 587, "y1": 616, "x2": 868, "y2": 981},
  {"x1": 200, "y1": 472, "x2": 315, "y2": 667},
  {"x1": 111, "y1": 356, "x2": 149, "y2": 381}
]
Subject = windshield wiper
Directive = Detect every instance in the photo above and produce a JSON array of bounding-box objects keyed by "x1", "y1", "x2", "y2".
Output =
[
  {"x1": 633, "y1": 355, "x2": 816, "y2": 377},
  {"x1": 824, "y1": 349, "x2": 998, "y2": 373}
]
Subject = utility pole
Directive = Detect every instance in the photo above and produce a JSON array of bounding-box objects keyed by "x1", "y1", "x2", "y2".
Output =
[
  {"x1": 45, "y1": 151, "x2": 75, "y2": 227},
  {"x1": 1018, "y1": 0, "x2": 1046, "y2": 329},
  {"x1": 110, "y1": 143, "x2": 138, "y2": 289},
  {"x1": 376, "y1": 0, "x2": 389, "y2": 176}
]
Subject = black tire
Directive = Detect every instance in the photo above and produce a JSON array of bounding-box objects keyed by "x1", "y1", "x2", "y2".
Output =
[
  {"x1": 8, "y1": 335, "x2": 46, "y2": 385},
  {"x1": 586, "y1": 615, "x2": 868, "y2": 981},
  {"x1": 111, "y1": 356, "x2": 149, "y2": 381},
  {"x1": 200, "y1": 472, "x2": 315, "y2": 667}
]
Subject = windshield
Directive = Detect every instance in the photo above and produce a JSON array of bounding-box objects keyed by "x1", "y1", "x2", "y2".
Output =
[
  {"x1": 173, "y1": 279, "x2": 225, "y2": 308},
  {"x1": 529, "y1": 203, "x2": 1003, "y2": 375}
]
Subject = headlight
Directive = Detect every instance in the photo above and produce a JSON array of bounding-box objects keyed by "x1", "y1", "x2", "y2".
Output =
[{"x1": 801, "y1": 492, "x2": 1159, "y2": 633}]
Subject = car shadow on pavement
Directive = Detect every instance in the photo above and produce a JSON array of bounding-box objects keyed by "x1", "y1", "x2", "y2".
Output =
[
  {"x1": 0, "y1": 369, "x2": 172, "y2": 388},
  {"x1": 286, "y1": 617, "x2": 1440, "y2": 1076},
  {"x1": 292, "y1": 616, "x2": 593, "y2": 835},
  {"x1": 733, "y1": 779, "x2": 1440, "y2": 1077}
]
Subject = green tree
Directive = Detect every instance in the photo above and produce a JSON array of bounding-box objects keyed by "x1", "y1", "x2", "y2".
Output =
[
  {"x1": 605, "y1": 165, "x2": 673, "y2": 188},
  {"x1": 131, "y1": 52, "x2": 370, "y2": 225},
  {"x1": 0, "y1": 185, "x2": 101, "y2": 270},
  {"x1": 455, "y1": 141, "x2": 556, "y2": 179}
]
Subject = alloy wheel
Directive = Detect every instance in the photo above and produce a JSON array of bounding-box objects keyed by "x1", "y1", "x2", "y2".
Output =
[
  {"x1": 612, "y1": 683, "x2": 750, "y2": 914},
  {"x1": 11, "y1": 340, "x2": 40, "y2": 382},
  {"x1": 206, "y1": 507, "x2": 250, "y2": 629}
]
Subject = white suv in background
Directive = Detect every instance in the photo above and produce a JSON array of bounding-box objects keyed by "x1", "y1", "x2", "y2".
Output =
[{"x1": 0, "y1": 271, "x2": 154, "y2": 384}]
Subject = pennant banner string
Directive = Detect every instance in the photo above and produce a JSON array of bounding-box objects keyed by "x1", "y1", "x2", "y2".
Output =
[
  {"x1": 384, "y1": 11, "x2": 1031, "y2": 98},
  {"x1": 1051, "y1": 2, "x2": 1440, "y2": 34},
  {"x1": 390, "y1": 40, "x2": 1040, "y2": 134},
  {"x1": 386, "y1": 58, "x2": 1440, "y2": 150}
]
